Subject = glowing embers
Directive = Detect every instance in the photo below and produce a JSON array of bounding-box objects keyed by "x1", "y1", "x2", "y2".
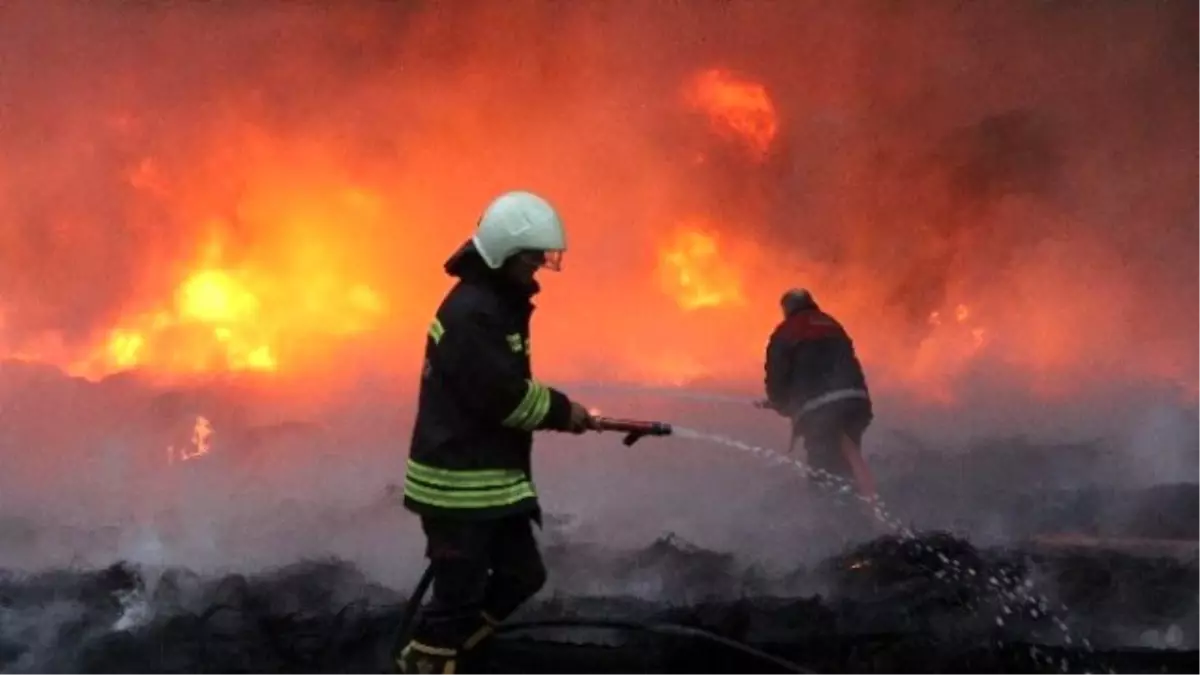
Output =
[
  {"x1": 909, "y1": 301, "x2": 990, "y2": 402},
  {"x1": 928, "y1": 303, "x2": 986, "y2": 350}
]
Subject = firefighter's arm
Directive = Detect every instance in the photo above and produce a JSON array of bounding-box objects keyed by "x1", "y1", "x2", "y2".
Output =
[
  {"x1": 764, "y1": 331, "x2": 793, "y2": 413},
  {"x1": 433, "y1": 308, "x2": 574, "y2": 432}
]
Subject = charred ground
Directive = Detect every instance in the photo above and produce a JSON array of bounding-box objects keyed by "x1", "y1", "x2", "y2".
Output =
[
  {"x1": 1, "y1": 525, "x2": 1195, "y2": 674},
  {"x1": 2, "y1": 363, "x2": 1197, "y2": 673}
]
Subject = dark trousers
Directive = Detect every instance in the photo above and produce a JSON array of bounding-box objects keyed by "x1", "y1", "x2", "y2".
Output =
[
  {"x1": 408, "y1": 514, "x2": 547, "y2": 651},
  {"x1": 793, "y1": 399, "x2": 875, "y2": 497},
  {"x1": 792, "y1": 402, "x2": 881, "y2": 540}
]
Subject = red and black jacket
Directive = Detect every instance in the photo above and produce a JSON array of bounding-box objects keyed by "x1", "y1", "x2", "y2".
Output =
[
  {"x1": 404, "y1": 243, "x2": 575, "y2": 520},
  {"x1": 764, "y1": 307, "x2": 871, "y2": 421}
]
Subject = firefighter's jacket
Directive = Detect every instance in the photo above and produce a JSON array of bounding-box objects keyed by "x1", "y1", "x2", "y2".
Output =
[
  {"x1": 764, "y1": 307, "x2": 872, "y2": 423},
  {"x1": 404, "y1": 243, "x2": 574, "y2": 520}
]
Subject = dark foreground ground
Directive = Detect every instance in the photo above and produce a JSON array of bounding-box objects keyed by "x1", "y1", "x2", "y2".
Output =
[{"x1": 1, "y1": 525, "x2": 1195, "y2": 674}]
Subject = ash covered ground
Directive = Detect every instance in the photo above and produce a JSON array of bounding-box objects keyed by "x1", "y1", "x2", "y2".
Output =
[{"x1": 1, "y1": 364, "x2": 1196, "y2": 673}]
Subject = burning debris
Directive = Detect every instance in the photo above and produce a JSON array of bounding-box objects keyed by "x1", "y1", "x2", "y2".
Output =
[{"x1": 166, "y1": 415, "x2": 213, "y2": 465}]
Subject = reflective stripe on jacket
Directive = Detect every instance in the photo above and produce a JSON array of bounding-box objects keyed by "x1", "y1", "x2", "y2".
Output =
[{"x1": 764, "y1": 308, "x2": 871, "y2": 421}]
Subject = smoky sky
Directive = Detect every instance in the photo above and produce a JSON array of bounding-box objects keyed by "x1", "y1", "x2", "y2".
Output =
[{"x1": 0, "y1": 0, "x2": 1195, "y2": 386}]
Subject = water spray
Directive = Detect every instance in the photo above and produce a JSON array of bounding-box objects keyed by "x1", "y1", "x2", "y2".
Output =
[
  {"x1": 559, "y1": 382, "x2": 1097, "y2": 669},
  {"x1": 665, "y1": 424, "x2": 1096, "y2": 673}
]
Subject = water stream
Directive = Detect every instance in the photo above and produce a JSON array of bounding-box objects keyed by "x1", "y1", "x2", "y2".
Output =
[{"x1": 565, "y1": 380, "x2": 1101, "y2": 672}]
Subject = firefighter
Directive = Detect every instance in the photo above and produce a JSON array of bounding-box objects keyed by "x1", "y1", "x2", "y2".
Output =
[
  {"x1": 395, "y1": 190, "x2": 597, "y2": 674},
  {"x1": 762, "y1": 288, "x2": 878, "y2": 503}
]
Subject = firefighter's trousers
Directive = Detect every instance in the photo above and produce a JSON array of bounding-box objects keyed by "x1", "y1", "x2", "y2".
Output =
[
  {"x1": 396, "y1": 514, "x2": 546, "y2": 673},
  {"x1": 793, "y1": 398, "x2": 873, "y2": 489}
]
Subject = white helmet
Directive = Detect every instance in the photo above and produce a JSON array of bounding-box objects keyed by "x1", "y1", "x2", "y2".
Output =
[{"x1": 472, "y1": 191, "x2": 567, "y2": 270}]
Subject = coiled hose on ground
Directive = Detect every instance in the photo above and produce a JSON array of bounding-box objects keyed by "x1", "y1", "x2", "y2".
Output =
[{"x1": 393, "y1": 564, "x2": 816, "y2": 674}]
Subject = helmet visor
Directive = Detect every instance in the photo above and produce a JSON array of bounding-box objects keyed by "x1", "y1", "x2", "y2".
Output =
[
  {"x1": 542, "y1": 250, "x2": 563, "y2": 271},
  {"x1": 515, "y1": 249, "x2": 564, "y2": 272}
]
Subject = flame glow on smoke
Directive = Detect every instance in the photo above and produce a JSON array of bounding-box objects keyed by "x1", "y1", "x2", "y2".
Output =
[
  {"x1": 0, "y1": 2, "x2": 1193, "y2": 406},
  {"x1": 684, "y1": 68, "x2": 780, "y2": 160}
]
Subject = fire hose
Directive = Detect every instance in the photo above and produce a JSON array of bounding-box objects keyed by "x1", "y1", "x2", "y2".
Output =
[
  {"x1": 392, "y1": 416, "x2": 815, "y2": 673},
  {"x1": 392, "y1": 567, "x2": 814, "y2": 674}
]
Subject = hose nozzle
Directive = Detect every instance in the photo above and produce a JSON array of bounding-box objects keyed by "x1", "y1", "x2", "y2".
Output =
[{"x1": 592, "y1": 416, "x2": 673, "y2": 446}]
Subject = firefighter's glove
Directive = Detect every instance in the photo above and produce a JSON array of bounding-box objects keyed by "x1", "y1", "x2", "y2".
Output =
[{"x1": 566, "y1": 401, "x2": 597, "y2": 434}]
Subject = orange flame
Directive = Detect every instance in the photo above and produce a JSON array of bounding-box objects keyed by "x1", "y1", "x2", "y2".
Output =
[
  {"x1": 60, "y1": 141, "x2": 391, "y2": 381},
  {"x1": 0, "y1": 6, "x2": 1191, "y2": 410},
  {"x1": 657, "y1": 226, "x2": 745, "y2": 311},
  {"x1": 84, "y1": 260, "x2": 384, "y2": 378}
]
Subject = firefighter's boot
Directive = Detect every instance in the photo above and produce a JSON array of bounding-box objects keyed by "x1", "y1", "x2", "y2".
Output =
[
  {"x1": 456, "y1": 612, "x2": 500, "y2": 672},
  {"x1": 396, "y1": 641, "x2": 458, "y2": 674}
]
